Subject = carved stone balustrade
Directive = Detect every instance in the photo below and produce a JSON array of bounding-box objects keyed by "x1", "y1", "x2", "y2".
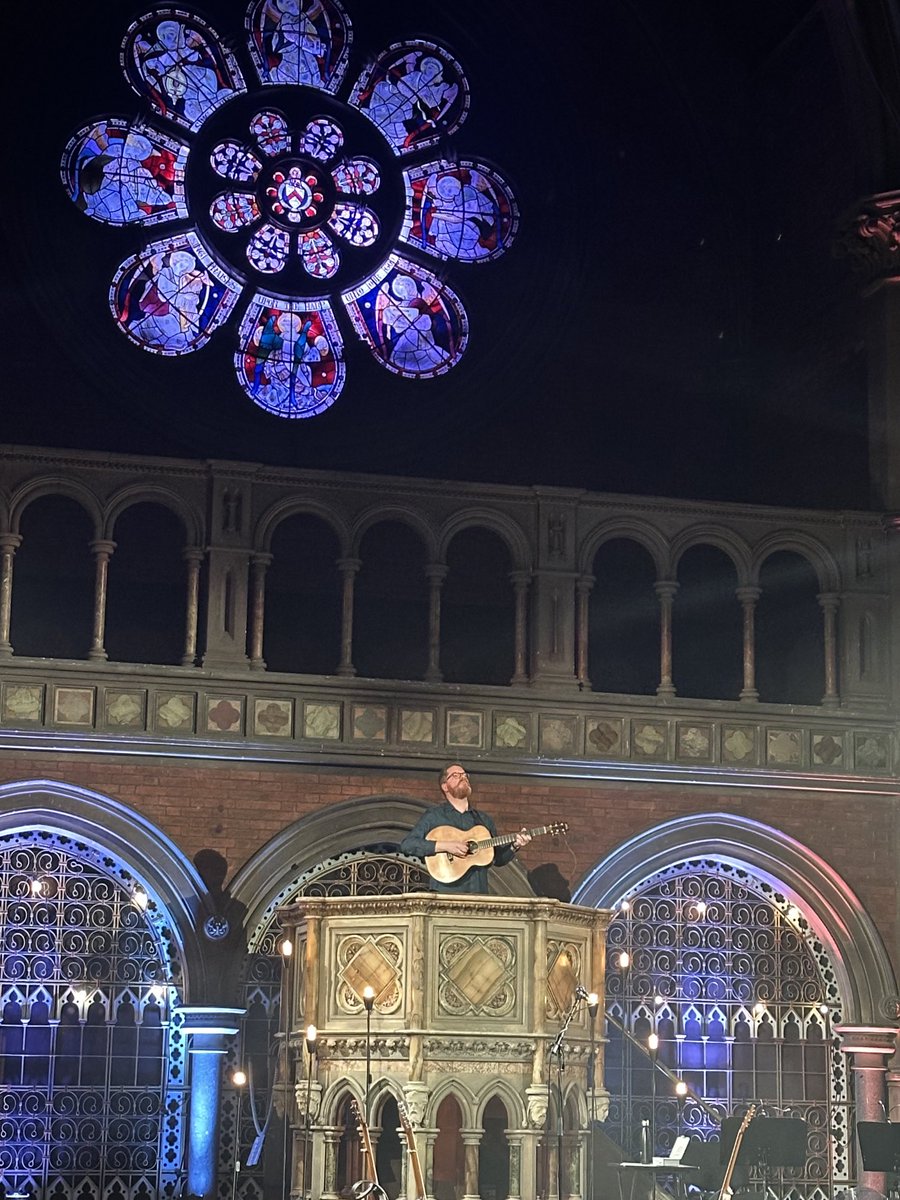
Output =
[{"x1": 278, "y1": 893, "x2": 613, "y2": 1198}]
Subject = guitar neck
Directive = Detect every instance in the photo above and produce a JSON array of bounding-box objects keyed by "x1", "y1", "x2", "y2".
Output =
[{"x1": 475, "y1": 823, "x2": 555, "y2": 850}]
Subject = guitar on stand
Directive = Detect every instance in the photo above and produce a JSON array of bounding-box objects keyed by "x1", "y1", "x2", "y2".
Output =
[
  {"x1": 718, "y1": 1105, "x2": 757, "y2": 1200},
  {"x1": 397, "y1": 1099, "x2": 427, "y2": 1200},
  {"x1": 349, "y1": 1096, "x2": 387, "y2": 1199},
  {"x1": 425, "y1": 821, "x2": 568, "y2": 884}
]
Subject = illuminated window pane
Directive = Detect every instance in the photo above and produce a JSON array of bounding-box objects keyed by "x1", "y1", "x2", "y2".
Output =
[
  {"x1": 235, "y1": 297, "x2": 345, "y2": 417},
  {"x1": 246, "y1": 0, "x2": 351, "y2": 91},
  {"x1": 401, "y1": 159, "x2": 519, "y2": 262}
]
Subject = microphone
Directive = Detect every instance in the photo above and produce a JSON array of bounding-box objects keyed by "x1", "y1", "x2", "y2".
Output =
[{"x1": 575, "y1": 984, "x2": 589, "y2": 1000}]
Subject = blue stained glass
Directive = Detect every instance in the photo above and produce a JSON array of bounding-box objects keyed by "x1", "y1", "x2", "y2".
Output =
[
  {"x1": 121, "y1": 11, "x2": 246, "y2": 132},
  {"x1": 342, "y1": 255, "x2": 468, "y2": 378},
  {"x1": 235, "y1": 296, "x2": 346, "y2": 416},
  {"x1": 350, "y1": 42, "x2": 470, "y2": 155},
  {"x1": 401, "y1": 159, "x2": 519, "y2": 262},
  {"x1": 64, "y1": 0, "x2": 514, "y2": 418},
  {"x1": 110, "y1": 233, "x2": 241, "y2": 354},
  {"x1": 250, "y1": 109, "x2": 291, "y2": 156},
  {"x1": 61, "y1": 120, "x2": 188, "y2": 227},
  {"x1": 246, "y1": 0, "x2": 352, "y2": 91},
  {"x1": 331, "y1": 157, "x2": 380, "y2": 196},
  {"x1": 247, "y1": 223, "x2": 291, "y2": 272}
]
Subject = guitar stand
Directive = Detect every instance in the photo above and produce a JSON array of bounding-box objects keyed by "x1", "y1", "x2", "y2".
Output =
[{"x1": 720, "y1": 1117, "x2": 807, "y2": 1200}]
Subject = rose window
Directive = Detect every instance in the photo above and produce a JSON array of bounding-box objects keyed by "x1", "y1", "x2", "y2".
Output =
[{"x1": 61, "y1": 0, "x2": 519, "y2": 418}]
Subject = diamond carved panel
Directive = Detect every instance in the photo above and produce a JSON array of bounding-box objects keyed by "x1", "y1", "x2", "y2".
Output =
[
  {"x1": 438, "y1": 934, "x2": 517, "y2": 1017},
  {"x1": 546, "y1": 939, "x2": 582, "y2": 1019},
  {"x1": 336, "y1": 933, "x2": 403, "y2": 1014}
]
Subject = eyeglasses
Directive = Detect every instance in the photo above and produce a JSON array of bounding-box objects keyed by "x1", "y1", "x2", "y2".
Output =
[{"x1": 445, "y1": 771, "x2": 469, "y2": 781}]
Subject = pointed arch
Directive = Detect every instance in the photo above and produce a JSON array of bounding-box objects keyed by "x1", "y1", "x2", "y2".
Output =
[{"x1": 572, "y1": 811, "x2": 896, "y2": 1025}]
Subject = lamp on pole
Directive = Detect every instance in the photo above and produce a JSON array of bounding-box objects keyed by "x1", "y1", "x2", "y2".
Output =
[
  {"x1": 587, "y1": 992, "x2": 599, "y2": 1200},
  {"x1": 231, "y1": 1069, "x2": 247, "y2": 1200},
  {"x1": 303, "y1": 1024, "x2": 317, "y2": 1199},
  {"x1": 362, "y1": 985, "x2": 375, "y2": 1127},
  {"x1": 648, "y1": 1032, "x2": 659, "y2": 1159},
  {"x1": 280, "y1": 938, "x2": 293, "y2": 1200}
]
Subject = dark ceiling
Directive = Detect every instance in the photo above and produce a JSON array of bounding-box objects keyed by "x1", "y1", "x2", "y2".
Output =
[{"x1": 1, "y1": 0, "x2": 892, "y2": 508}]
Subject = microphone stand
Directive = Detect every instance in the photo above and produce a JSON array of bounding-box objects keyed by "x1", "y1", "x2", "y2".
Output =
[{"x1": 549, "y1": 989, "x2": 587, "y2": 1200}]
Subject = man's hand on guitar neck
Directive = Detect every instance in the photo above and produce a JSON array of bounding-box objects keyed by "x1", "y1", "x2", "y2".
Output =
[
  {"x1": 512, "y1": 826, "x2": 531, "y2": 850},
  {"x1": 434, "y1": 837, "x2": 471, "y2": 858}
]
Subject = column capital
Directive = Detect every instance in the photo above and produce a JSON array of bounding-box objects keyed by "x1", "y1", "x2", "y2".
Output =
[
  {"x1": 179, "y1": 1004, "x2": 245, "y2": 1043},
  {"x1": 182, "y1": 544, "x2": 205, "y2": 564},
  {"x1": 251, "y1": 550, "x2": 273, "y2": 568},
  {"x1": 736, "y1": 585, "x2": 761, "y2": 603},
  {"x1": 654, "y1": 579, "x2": 679, "y2": 600},
  {"x1": 508, "y1": 569, "x2": 532, "y2": 587},
  {"x1": 575, "y1": 574, "x2": 596, "y2": 594},
  {"x1": 833, "y1": 1024, "x2": 900, "y2": 1056},
  {"x1": 0, "y1": 533, "x2": 22, "y2": 552},
  {"x1": 835, "y1": 190, "x2": 900, "y2": 284},
  {"x1": 336, "y1": 556, "x2": 361, "y2": 574},
  {"x1": 817, "y1": 591, "x2": 840, "y2": 610},
  {"x1": 89, "y1": 538, "x2": 116, "y2": 557},
  {"x1": 425, "y1": 562, "x2": 448, "y2": 583}
]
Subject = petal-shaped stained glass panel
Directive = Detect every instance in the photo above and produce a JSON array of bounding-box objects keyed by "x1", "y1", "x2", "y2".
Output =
[
  {"x1": 121, "y1": 11, "x2": 245, "y2": 132},
  {"x1": 61, "y1": 120, "x2": 188, "y2": 227},
  {"x1": 211, "y1": 140, "x2": 263, "y2": 182},
  {"x1": 299, "y1": 118, "x2": 343, "y2": 162},
  {"x1": 331, "y1": 158, "x2": 380, "y2": 196},
  {"x1": 342, "y1": 254, "x2": 468, "y2": 378},
  {"x1": 328, "y1": 203, "x2": 379, "y2": 247},
  {"x1": 349, "y1": 42, "x2": 469, "y2": 155},
  {"x1": 247, "y1": 223, "x2": 291, "y2": 273},
  {"x1": 235, "y1": 295, "x2": 346, "y2": 417},
  {"x1": 110, "y1": 232, "x2": 241, "y2": 355},
  {"x1": 210, "y1": 191, "x2": 260, "y2": 232},
  {"x1": 299, "y1": 230, "x2": 340, "y2": 279},
  {"x1": 246, "y1": 0, "x2": 352, "y2": 93},
  {"x1": 251, "y1": 110, "x2": 291, "y2": 156},
  {"x1": 400, "y1": 159, "x2": 519, "y2": 262}
]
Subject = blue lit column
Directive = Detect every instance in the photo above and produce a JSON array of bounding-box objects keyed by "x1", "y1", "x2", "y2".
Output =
[{"x1": 181, "y1": 1006, "x2": 245, "y2": 1199}]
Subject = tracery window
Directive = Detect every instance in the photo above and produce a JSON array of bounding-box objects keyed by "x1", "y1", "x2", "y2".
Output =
[
  {"x1": 605, "y1": 862, "x2": 849, "y2": 1200},
  {"x1": 0, "y1": 831, "x2": 186, "y2": 1200},
  {"x1": 61, "y1": 1, "x2": 518, "y2": 419}
]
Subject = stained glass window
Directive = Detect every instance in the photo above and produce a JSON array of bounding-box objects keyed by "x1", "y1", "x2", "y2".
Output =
[{"x1": 63, "y1": 1, "x2": 518, "y2": 417}]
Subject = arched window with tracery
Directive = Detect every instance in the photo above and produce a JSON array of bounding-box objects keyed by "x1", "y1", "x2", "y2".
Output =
[
  {"x1": 0, "y1": 830, "x2": 187, "y2": 1200},
  {"x1": 604, "y1": 862, "x2": 848, "y2": 1200}
]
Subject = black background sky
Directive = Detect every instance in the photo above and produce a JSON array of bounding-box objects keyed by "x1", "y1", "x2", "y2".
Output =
[{"x1": 0, "y1": 0, "x2": 879, "y2": 508}]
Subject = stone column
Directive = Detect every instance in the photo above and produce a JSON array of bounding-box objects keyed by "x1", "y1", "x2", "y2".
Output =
[
  {"x1": 180, "y1": 1006, "x2": 245, "y2": 1200},
  {"x1": 818, "y1": 591, "x2": 840, "y2": 707},
  {"x1": 88, "y1": 538, "x2": 116, "y2": 661},
  {"x1": 510, "y1": 570, "x2": 530, "y2": 685},
  {"x1": 460, "y1": 1128, "x2": 483, "y2": 1200},
  {"x1": 0, "y1": 533, "x2": 21, "y2": 657},
  {"x1": 422, "y1": 1128, "x2": 439, "y2": 1200},
  {"x1": 834, "y1": 1024, "x2": 900, "y2": 1200},
  {"x1": 181, "y1": 547, "x2": 203, "y2": 666},
  {"x1": 425, "y1": 563, "x2": 447, "y2": 683},
  {"x1": 336, "y1": 557, "x2": 360, "y2": 677},
  {"x1": 202, "y1": 468, "x2": 254, "y2": 670},
  {"x1": 575, "y1": 576, "x2": 594, "y2": 688},
  {"x1": 319, "y1": 1125, "x2": 342, "y2": 1199},
  {"x1": 654, "y1": 580, "x2": 678, "y2": 698},
  {"x1": 505, "y1": 1131, "x2": 524, "y2": 1200},
  {"x1": 736, "y1": 585, "x2": 761, "y2": 702},
  {"x1": 248, "y1": 551, "x2": 273, "y2": 671}
]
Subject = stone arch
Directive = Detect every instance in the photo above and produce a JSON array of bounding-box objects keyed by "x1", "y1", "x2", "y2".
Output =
[
  {"x1": 322, "y1": 1074, "x2": 366, "y2": 1124},
  {"x1": 572, "y1": 811, "x2": 895, "y2": 1025},
  {"x1": 350, "y1": 504, "x2": 438, "y2": 559},
  {"x1": 578, "y1": 518, "x2": 668, "y2": 578},
  {"x1": 437, "y1": 508, "x2": 531, "y2": 571},
  {"x1": 255, "y1": 496, "x2": 350, "y2": 556},
  {"x1": 751, "y1": 531, "x2": 841, "y2": 592},
  {"x1": 474, "y1": 1077, "x2": 526, "y2": 1127},
  {"x1": 230, "y1": 795, "x2": 534, "y2": 939},
  {"x1": 428, "y1": 1076, "x2": 478, "y2": 1128},
  {"x1": 10, "y1": 475, "x2": 103, "y2": 537},
  {"x1": 104, "y1": 483, "x2": 204, "y2": 545},
  {"x1": 670, "y1": 523, "x2": 753, "y2": 583},
  {"x1": 0, "y1": 778, "x2": 209, "y2": 999}
]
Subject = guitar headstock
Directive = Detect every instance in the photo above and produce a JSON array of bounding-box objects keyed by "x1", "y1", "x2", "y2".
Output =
[
  {"x1": 549, "y1": 822, "x2": 569, "y2": 837},
  {"x1": 740, "y1": 1104, "x2": 757, "y2": 1131},
  {"x1": 397, "y1": 1097, "x2": 414, "y2": 1132}
]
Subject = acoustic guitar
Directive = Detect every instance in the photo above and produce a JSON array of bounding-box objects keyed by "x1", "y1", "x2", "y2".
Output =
[
  {"x1": 349, "y1": 1096, "x2": 387, "y2": 1199},
  {"x1": 718, "y1": 1104, "x2": 756, "y2": 1200},
  {"x1": 397, "y1": 1099, "x2": 427, "y2": 1200},
  {"x1": 424, "y1": 821, "x2": 568, "y2": 884}
]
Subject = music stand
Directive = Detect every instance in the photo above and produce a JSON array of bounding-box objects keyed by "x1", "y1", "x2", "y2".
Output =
[
  {"x1": 857, "y1": 1122, "x2": 900, "y2": 1174},
  {"x1": 721, "y1": 1116, "x2": 807, "y2": 1198}
]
